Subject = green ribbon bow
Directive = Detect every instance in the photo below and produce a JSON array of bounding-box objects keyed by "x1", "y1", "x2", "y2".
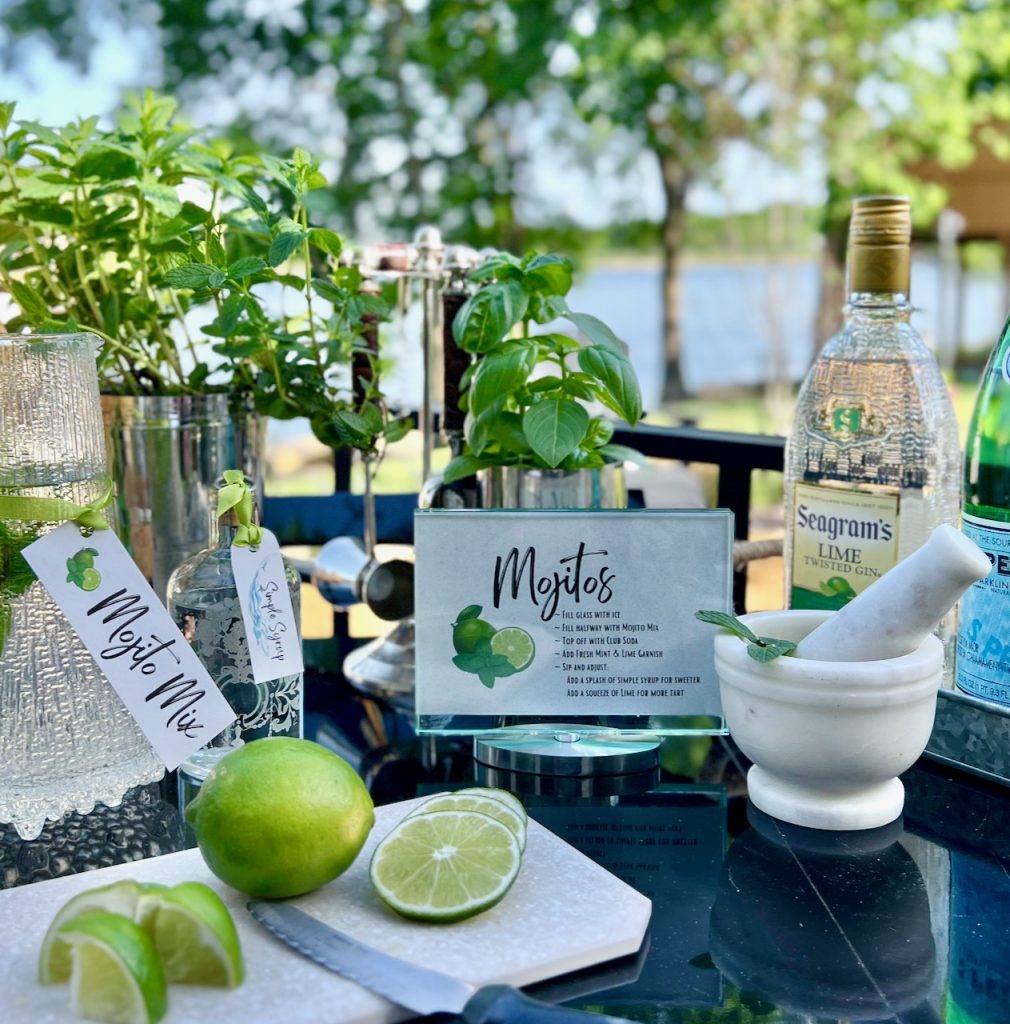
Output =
[
  {"x1": 0, "y1": 476, "x2": 114, "y2": 532},
  {"x1": 217, "y1": 469, "x2": 263, "y2": 548}
]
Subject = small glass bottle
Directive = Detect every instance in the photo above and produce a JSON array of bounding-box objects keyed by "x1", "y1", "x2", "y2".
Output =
[
  {"x1": 783, "y1": 196, "x2": 960, "y2": 666},
  {"x1": 166, "y1": 478, "x2": 303, "y2": 801},
  {"x1": 956, "y1": 316, "x2": 1010, "y2": 704}
]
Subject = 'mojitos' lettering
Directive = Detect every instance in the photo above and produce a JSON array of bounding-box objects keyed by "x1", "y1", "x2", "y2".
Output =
[{"x1": 796, "y1": 504, "x2": 894, "y2": 543}]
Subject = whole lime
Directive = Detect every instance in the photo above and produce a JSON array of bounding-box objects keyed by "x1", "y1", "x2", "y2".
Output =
[
  {"x1": 185, "y1": 738, "x2": 374, "y2": 899},
  {"x1": 452, "y1": 617, "x2": 496, "y2": 653}
]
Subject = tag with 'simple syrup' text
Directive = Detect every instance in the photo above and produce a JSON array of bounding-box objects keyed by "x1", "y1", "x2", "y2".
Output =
[{"x1": 230, "y1": 528, "x2": 304, "y2": 684}]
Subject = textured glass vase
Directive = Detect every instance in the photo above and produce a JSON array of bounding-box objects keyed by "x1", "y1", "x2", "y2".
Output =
[{"x1": 0, "y1": 334, "x2": 163, "y2": 840}]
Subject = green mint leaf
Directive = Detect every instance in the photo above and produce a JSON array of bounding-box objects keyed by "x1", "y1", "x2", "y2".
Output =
[
  {"x1": 473, "y1": 636, "x2": 494, "y2": 658},
  {"x1": 268, "y1": 230, "x2": 307, "y2": 267},
  {"x1": 695, "y1": 610, "x2": 759, "y2": 643},
  {"x1": 228, "y1": 256, "x2": 266, "y2": 280},
  {"x1": 452, "y1": 653, "x2": 484, "y2": 672},
  {"x1": 478, "y1": 668, "x2": 497, "y2": 688},
  {"x1": 455, "y1": 604, "x2": 482, "y2": 623},
  {"x1": 747, "y1": 637, "x2": 798, "y2": 663}
]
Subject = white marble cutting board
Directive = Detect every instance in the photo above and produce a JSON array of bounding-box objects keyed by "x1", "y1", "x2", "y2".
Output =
[{"x1": 0, "y1": 796, "x2": 651, "y2": 1023}]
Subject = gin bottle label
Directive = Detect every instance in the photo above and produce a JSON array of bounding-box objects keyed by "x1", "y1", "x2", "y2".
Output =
[
  {"x1": 955, "y1": 513, "x2": 1008, "y2": 704},
  {"x1": 790, "y1": 482, "x2": 900, "y2": 609}
]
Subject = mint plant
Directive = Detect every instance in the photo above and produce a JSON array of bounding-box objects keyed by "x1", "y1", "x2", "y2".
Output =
[
  {"x1": 443, "y1": 252, "x2": 643, "y2": 483},
  {"x1": 0, "y1": 92, "x2": 408, "y2": 456}
]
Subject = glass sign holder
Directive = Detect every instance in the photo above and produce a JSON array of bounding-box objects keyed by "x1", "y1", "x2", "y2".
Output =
[{"x1": 414, "y1": 509, "x2": 734, "y2": 776}]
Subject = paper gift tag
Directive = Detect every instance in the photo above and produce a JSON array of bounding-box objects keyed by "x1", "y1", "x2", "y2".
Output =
[
  {"x1": 22, "y1": 523, "x2": 237, "y2": 771},
  {"x1": 230, "y1": 528, "x2": 304, "y2": 684}
]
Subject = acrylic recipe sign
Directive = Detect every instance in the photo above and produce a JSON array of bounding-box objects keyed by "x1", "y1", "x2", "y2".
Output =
[{"x1": 414, "y1": 509, "x2": 733, "y2": 732}]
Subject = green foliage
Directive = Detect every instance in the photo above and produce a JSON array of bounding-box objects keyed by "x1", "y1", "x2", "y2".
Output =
[
  {"x1": 695, "y1": 610, "x2": 797, "y2": 663},
  {"x1": 0, "y1": 92, "x2": 407, "y2": 455},
  {"x1": 443, "y1": 252, "x2": 642, "y2": 480}
]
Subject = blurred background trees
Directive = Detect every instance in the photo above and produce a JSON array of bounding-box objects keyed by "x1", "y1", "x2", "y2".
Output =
[{"x1": 3, "y1": 0, "x2": 1010, "y2": 406}]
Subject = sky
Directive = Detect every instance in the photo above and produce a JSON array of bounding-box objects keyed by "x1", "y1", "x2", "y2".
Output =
[{"x1": 0, "y1": 15, "x2": 827, "y2": 229}]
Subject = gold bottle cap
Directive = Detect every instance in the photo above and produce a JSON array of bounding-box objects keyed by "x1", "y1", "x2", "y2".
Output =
[{"x1": 847, "y1": 195, "x2": 911, "y2": 295}]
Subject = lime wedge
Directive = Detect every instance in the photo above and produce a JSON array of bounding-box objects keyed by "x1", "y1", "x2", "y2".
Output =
[
  {"x1": 136, "y1": 882, "x2": 244, "y2": 987},
  {"x1": 455, "y1": 786, "x2": 528, "y2": 825},
  {"x1": 40, "y1": 880, "x2": 165, "y2": 984},
  {"x1": 59, "y1": 911, "x2": 167, "y2": 1024},
  {"x1": 370, "y1": 809, "x2": 522, "y2": 922},
  {"x1": 489, "y1": 627, "x2": 535, "y2": 670},
  {"x1": 408, "y1": 792, "x2": 527, "y2": 852}
]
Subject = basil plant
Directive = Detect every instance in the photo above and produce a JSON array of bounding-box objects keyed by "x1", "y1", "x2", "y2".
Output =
[{"x1": 443, "y1": 252, "x2": 643, "y2": 485}]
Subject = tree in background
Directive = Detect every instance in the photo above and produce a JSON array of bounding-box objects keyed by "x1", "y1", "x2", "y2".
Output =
[{"x1": 4, "y1": 0, "x2": 1010, "y2": 402}]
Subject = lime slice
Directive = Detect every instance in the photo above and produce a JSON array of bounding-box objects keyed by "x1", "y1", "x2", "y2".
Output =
[
  {"x1": 408, "y1": 792, "x2": 527, "y2": 852},
  {"x1": 370, "y1": 810, "x2": 522, "y2": 922},
  {"x1": 40, "y1": 880, "x2": 163, "y2": 984},
  {"x1": 489, "y1": 627, "x2": 535, "y2": 670},
  {"x1": 59, "y1": 911, "x2": 167, "y2": 1024},
  {"x1": 135, "y1": 882, "x2": 244, "y2": 987},
  {"x1": 455, "y1": 786, "x2": 528, "y2": 825}
]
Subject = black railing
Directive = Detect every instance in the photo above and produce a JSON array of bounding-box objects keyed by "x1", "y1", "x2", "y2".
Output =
[{"x1": 264, "y1": 423, "x2": 787, "y2": 610}]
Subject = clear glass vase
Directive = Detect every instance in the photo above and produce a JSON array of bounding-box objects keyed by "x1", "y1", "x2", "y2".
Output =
[{"x1": 0, "y1": 334, "x2": 164, "y2": 840}]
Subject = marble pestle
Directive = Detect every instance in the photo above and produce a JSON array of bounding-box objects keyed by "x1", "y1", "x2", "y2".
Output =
[{"x1": 794, "y1": 524, "x2": 992, "y2": 662}]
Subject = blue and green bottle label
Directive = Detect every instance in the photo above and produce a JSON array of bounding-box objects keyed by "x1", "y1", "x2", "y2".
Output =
[{"x1": 956, "y1": 513, "x2": 1010, "y2": 705}]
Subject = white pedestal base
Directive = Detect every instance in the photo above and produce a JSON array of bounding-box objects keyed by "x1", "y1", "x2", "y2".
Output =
[{"x1": 747, "y1": 765, "x2": 905, "y2": 832}]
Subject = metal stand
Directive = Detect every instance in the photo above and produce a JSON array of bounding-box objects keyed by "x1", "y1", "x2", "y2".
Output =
[{"x1": 474, "y1": 725, "x2": 659, "y2": 778}]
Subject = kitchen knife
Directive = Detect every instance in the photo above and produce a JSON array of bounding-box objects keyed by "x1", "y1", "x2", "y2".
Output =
[{"x1": 247, "y1": 900, "x2": 636, "y2": 1024}]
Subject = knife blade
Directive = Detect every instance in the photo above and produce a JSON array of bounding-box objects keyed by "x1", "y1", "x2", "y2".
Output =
[{"x1": 247, "y1": 901, "x2": 637, "y2": 1024}]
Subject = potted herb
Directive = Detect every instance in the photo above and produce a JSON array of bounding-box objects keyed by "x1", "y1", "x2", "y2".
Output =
[
  {"x1": 0, "y1": 93, "x2": 407, "y2": 591},
  {"x1": 442, "y1": 251, "x2": 643, "y2": 508}
]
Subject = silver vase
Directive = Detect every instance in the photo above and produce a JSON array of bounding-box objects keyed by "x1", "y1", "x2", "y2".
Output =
[
  {"x1": 478, "y1": 464, "x2": 627, "y2": 510},
  {"x1": 101, "y1": 394, "x2": 264, "y2": 600}
]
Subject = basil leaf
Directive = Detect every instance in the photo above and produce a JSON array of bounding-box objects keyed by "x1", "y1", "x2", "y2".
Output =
[
  {"x1": 566, "y1": 311, "x2": 629, "y2": 356},
  {"x1": 443, "y1": 454, "x2": 486, "y2": 485},
  {"x1": 576, "y1": 345, "x2": 642, "y2": 425},
  {"x1": 452, "y1": 280, "x2": 528, "y2": 354},
  {"x1": 522, "y1": 399, "x2": 589, "y2": 468},
  {"x1": 524, "y1": 254, "x2": 573, "y2": 296},
  {"x1": 748, "y1": 637, "x2": 798, "y2": 662},
  {"x1": 470, "y1": 341, "x2": 538, "y2": 415}
]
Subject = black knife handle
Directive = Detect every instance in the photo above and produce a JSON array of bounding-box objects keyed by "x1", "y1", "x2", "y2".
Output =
[{"x1": 463, "y1": 985, "x2": 634, "y2": 1024}]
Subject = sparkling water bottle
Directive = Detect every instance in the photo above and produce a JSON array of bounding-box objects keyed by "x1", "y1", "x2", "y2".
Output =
[{"x1": 956, "y1": 317, "x2": 1010, "y2": 704}]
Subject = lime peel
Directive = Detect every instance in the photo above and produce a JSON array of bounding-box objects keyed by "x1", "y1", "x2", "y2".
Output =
[
  {"x1": 407, "y1": 792, "x2": 527, "y2": 853},
  {"x1": 60, "y1": 910, "x2": 167, "y2": 1024}
]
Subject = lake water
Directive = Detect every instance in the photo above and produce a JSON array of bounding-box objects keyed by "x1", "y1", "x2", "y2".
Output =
[{"x1": 276, "y1": 257, "x2": 1009, "y2": 444}]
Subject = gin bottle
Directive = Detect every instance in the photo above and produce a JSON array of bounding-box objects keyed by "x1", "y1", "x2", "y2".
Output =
[
  {"x1": 783, "y1": 197, "x2": 960, "y2": 632},
  {"x1": 956, "y1": 317, "x2": 1010, "y2": 704},
  {"x1": 166, "y1": 480, "x2": 303, "y2": 785}
]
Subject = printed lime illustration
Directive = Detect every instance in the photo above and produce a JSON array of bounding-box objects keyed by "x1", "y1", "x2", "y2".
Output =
[
  {"x1": 819, "y1": 575, "x2": 857, "y2": 604},
  {"x1": 66, "y1": 548, "x2": 101, "y2": 591},
  {"x1": 451, "y1": 605, "x2": 534, "y2": 688},
  {"x1": 490, "y1": 627, "x2": 535, "y2": 671}
]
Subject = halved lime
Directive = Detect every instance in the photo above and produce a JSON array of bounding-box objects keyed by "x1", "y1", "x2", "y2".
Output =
[
  {"x1": 39, "y1": 880, "x2": 164, "y2": 984},
  {"x1": 370, "y1": 810, "x2": 522, "y2": 922},
  {"x1": 455, "y1": 786, "x2": 528, "y2": 825},
  {"x1": 135, "y1": 882, "x2": 244, "y2": 987},
  {"x1": 59, "y1": 911, "x2": 167, "y2": 1024},
  {"x1": 489, "y1": 627, "x2": 535, "y2": 671},
  {"x1": 407, "y1": 792, "x2": 527, "y2": 852}
]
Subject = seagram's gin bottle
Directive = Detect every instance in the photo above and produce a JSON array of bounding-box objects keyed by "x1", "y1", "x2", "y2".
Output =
[
  {"x1": 784, "y1": 196, "x2": 960, "y2": 665},
  {"x1": 166, "y1": 479, "x2": 303, "y2": 799},
  {"x1": 955, "y1": 314, "x2": 1010, "y2": 704}
]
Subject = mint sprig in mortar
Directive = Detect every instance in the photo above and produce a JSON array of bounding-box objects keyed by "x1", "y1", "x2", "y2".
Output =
[
  {"x1": 695, "y1": 610, "x2": 797, "y2": 663},
  {"x1": 442, "y1": 252, "x2": 643, "y2": 483}
]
